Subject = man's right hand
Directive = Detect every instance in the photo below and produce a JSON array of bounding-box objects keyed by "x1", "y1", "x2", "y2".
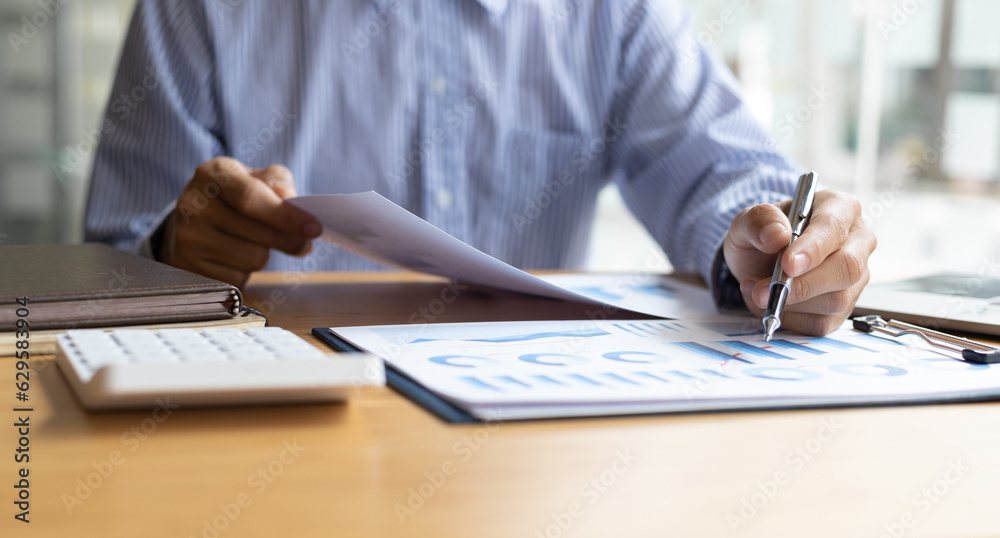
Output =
[{"x1": 159, "y1": 157, "x2": 323, "y2": 287}]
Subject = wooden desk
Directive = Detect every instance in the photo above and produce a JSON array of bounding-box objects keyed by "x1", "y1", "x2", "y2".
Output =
[{"x1": 5, "y1": 272, "x2": 1000, "y2": 537}]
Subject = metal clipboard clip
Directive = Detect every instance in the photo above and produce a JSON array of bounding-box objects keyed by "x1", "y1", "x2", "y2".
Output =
[{"x1": 852, "y1": 315, "x2": 1000, "y2": 364}]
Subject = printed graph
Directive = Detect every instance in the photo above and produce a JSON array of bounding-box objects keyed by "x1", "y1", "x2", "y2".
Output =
[{"x1": 333, "y1": 318, "x2": 1000, "y2": 415}]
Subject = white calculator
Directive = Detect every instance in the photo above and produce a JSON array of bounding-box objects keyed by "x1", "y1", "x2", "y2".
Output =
[{"x1": 55, "y1": 327, "x2": 384, "y2": 410}]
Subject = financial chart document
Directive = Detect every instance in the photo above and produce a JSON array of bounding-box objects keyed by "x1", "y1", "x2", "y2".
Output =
[{"x1": 331, "y1": 320, "x2": 1000, "y2": 420}]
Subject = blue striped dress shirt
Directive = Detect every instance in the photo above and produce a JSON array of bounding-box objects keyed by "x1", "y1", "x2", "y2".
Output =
[{"x1": 85, "y1": 0, "x2": 801, "y2": 285}]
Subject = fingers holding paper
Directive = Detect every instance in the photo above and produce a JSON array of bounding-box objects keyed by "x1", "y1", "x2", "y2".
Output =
[
  {"x1": 161, "y1": 157, "x2": 323, "y2": 287},
  {"x1": 724, "y1": 190, "x2": 877, "y2": 336}
]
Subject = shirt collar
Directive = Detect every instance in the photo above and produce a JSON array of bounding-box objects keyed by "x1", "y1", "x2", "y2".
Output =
[{"x1": 372, "y1": 0, "x2": 508, "y2": 17}]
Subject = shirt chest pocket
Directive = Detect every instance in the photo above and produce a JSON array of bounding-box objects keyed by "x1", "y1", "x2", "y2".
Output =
[
  {"x1": 488, "y1": 128, "x2": 608, "y2": 222},
  {"x1": 477, "y1": 128, "x2": 611, "y2": 267}
]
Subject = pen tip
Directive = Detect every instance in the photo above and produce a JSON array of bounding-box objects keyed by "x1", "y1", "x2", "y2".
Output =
[{"x1": 762, "y1": 316, "x2": 780, "y2": 341}]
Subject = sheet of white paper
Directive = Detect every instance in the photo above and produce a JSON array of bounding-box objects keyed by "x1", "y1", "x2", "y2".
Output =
[
  {"x1": 290, "y1": 192, "x2": 601, "y2": 303},
  {"x1": 537, "y1": 273, "x2": 733, "y2": 320},
  {"x1": 290, "y1": 192, "x2": 737, "y2": 321},
  {"x1": 331, "y1": 320, "x2": 1000, "y2": 420}
]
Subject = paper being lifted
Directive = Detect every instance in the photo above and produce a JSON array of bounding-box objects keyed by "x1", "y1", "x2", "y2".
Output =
[{"x1": 289, "y1": 192, "x2": 738, "y2": 320}]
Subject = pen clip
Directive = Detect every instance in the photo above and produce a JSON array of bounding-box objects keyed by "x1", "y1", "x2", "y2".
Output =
[
  {"x1": 852, "y1": 315, "x2": 1000, "y2": 364},
  {"x1": 790, "y1": 172, "x2": 817, "y2": 235}
]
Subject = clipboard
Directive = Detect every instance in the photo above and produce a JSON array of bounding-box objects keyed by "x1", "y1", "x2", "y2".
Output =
[
  {"x1": 313, "y1": 322, "x2": 1000, "y2": 424},
  {"x1": 312, "y1": 328, "x2": 478, "y2": 423}
]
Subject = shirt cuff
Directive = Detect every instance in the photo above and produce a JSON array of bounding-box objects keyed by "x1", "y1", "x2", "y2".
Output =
[
  {"x1": 138, "y1": 202, "x2": 177, "y2": 260},
  {"x1": 710, "y1": 246, "x2": 748, "y2": 313}
]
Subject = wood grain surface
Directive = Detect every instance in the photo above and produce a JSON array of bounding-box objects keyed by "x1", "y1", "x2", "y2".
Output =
[{"x1": 3, "y1": 272, "x2": 998, "y2": 538}]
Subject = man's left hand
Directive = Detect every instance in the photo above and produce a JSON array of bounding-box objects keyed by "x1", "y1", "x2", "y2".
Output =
[{"x1": 723, "y1": 189, "x2": 877, "y2": 336}]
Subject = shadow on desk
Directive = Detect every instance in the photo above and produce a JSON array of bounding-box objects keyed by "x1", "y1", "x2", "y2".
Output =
[
  {"x1": 241, "y1": 273, "x2": 660, "y2": 332},
  {"x1": 33, "y1": 355, "x2": 358, "y2": 437}
]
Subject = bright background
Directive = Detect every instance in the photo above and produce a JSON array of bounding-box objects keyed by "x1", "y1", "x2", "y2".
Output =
[{"x1": 1, "y1": 0, "x2": 998, "y2": 282}]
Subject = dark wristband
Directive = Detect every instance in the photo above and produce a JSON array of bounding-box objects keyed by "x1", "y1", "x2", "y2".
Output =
[
  {"x1": 711, "y1": 248, "x2": 748, "y2": 312},
  {"x1": 149, "y1": 212, "x2": 172, "y2": 262}
]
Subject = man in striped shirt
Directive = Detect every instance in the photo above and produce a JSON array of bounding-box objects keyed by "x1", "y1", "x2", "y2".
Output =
[{"x1": 85, "y1": 0, "x2": 876, "y2": 336}]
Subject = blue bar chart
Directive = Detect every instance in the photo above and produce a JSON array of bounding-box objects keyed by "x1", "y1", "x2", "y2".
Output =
[{"x1": 333, "y1": 318, "x2": 1000, "y2": 419}]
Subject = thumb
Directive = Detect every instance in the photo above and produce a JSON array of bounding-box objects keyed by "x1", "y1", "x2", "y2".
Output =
[
  {"x1": 250, "y1": 164, "x2": 297, "y2": 200},
  {"x1": 727, "y1": 202, "x2": 792, "y2": 254}
]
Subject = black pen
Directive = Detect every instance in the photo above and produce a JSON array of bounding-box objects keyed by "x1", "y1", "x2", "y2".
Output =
[{"x1": 763, "y1": 172, "x2": 818, "y2": 341}]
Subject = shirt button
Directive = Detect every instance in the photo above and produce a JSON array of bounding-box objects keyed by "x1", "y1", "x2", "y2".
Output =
[
  {"x1": 435, "y1": 189, "x2": 453, "y2": 209},
  {"x1": 431, "y1": 76, "x2": 448, "y2": 96}
]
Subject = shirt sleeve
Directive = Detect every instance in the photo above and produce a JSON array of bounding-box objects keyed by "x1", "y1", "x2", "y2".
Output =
[
  {"x1": 84, "y1": 0, "x2": 222, "y2": 255},
  {"x1": 608, "y1": 0, "x2": 802, "y2": 292}
]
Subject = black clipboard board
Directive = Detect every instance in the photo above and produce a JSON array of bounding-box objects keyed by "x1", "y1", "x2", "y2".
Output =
[{"x1": 311, "y1": 327, "x2": 478, "y2": 423}]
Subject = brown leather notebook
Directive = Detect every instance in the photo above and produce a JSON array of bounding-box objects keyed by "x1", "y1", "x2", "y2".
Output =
[{"x1": 0, "y1": 243, "x2": 243, "y2": 330}]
